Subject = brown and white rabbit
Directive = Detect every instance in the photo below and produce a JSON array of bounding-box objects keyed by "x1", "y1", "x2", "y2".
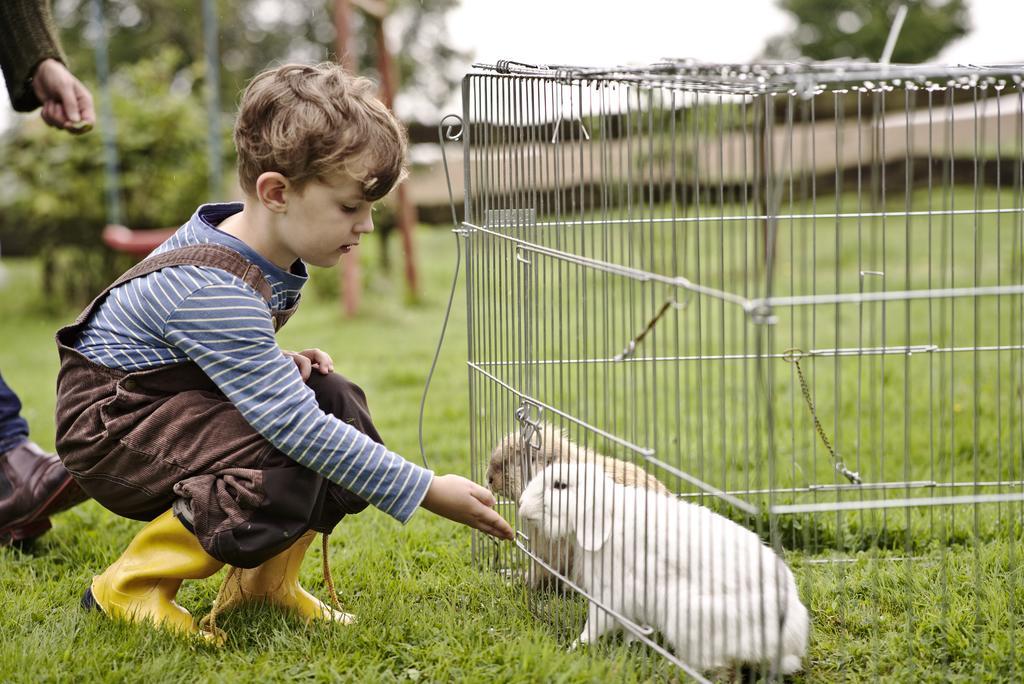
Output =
[
  {"x1": 518, "y1": 461, "x2": 809, "y2": 676},
  {"x1": 486, "y1": 425, "x2": 669, "y2": 589},
  {"x1": 486, "y1": 424, "x2": 669, "y2": 501}
]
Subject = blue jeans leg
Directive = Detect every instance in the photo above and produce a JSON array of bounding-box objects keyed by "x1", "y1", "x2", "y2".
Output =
[{"x1": 0, "y1": 371, "x2": 30, "y2": 453}]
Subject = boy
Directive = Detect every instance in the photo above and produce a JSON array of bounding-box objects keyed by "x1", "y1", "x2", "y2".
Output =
[{"x1": 54, "y1": 62, "x2": 513, "y2": 637}]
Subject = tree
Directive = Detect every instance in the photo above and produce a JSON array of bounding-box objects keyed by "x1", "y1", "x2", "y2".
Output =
[
  {"x1": 0, "y1": 48, "x2": 215, "y2": 305},
  {"x1": 51, "y1": 0, "x2": 467, "y2": 121},
  {"x1": 764, "y1": 0, "x2": 970, "y2": 64},
  {"x1": 0, "y1": 1, "x2": 467, "y2": 308}
]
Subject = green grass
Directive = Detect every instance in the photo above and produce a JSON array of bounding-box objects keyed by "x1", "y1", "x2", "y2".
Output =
[
  {"x1": 0, "y1": 229, "x2": 680, "y2": 683},
  {"x1": 2, "y1": 210, "x2": 1023, "y2": 682}
]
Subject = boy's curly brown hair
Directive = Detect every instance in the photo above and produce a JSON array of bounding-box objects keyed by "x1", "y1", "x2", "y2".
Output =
[{"x1": 233, "y1": 62, "x2": 407, "y2": 201}]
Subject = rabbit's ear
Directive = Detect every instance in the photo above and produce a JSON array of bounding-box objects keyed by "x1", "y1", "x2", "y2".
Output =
[
  {"x1": 518, "y1": 470, "x2": 545, "y2": 517},
  {"x1": 574, "y1": 476, "x2": 614, "y2": 552},
  {"x1": 575, "y1": 504, "x2": 612, "y2": 552}
]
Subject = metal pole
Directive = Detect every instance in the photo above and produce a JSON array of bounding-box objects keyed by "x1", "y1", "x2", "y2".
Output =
[
  {"x1": 90, "y1": 0, "x2": 122, "y2": 226},
  {"x1": 880, "y1": 4, "x2": 909, "y2": 66},
  {"x1": 202, "y1": 0, "x2": 222, "y2": 200}
]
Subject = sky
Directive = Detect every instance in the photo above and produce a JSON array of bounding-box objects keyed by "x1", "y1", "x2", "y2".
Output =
[
  {"x1": 447, "y1": 0, "x2": 1024, "y2": 68},
  {"x1": 2, "y1": 0, "x2": 1023, "y2": 128}
]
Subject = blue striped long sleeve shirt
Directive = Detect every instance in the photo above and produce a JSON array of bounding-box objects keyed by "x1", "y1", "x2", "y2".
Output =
[{"x1": 74, "y1": 203, "x2": 434, "y2": 523}]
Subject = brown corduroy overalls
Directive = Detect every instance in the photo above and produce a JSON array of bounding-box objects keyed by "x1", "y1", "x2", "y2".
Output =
[{"x1": 55, "y1": 244, "x2": 371, "y2": 568}]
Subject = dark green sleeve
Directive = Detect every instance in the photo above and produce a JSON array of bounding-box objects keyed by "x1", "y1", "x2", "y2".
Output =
[{"x1": 0, "y1": 0, "x2": 69, "y2": 112}]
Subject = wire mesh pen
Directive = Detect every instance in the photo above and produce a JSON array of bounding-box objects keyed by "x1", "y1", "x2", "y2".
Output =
[{"x1": 451, "y1": 59, "x2": 1024, "y2": 681}]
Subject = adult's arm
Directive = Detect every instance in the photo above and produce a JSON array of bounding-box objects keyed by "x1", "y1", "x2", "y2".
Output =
[{"x1": 0, "y1": 0, "x2": 67, "y2": 112}]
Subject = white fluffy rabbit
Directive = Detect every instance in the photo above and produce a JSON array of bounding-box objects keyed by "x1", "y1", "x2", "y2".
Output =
[
  {"x1": 518, "y1": 461, "x2": 809, "y2": 675},
  {"x1": 487, "y1": 425, "x2": 670, "y2": 590}
]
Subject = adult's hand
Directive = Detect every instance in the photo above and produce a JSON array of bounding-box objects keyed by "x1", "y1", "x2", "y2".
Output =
[{"x1": 31, "y1": 58, "x2": 95, "y2": 134}]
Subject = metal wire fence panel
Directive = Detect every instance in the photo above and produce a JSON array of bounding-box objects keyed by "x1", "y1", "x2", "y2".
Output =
[{"x1": 458, "y1": 60, "x2": 1024, "y2": 681}]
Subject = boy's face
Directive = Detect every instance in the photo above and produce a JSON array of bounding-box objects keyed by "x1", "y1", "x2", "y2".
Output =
[{"x1": 277, "y1": 171, "x2": 375, "y2": 268}]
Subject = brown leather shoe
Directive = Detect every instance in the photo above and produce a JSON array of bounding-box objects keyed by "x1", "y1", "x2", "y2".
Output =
[{"x1": 0, "y1": 441, "x2": 88, "y2": 545}]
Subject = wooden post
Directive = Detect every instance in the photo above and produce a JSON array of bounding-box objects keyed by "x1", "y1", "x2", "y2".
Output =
[
  {"x1": 372, "y1": 16, "x2": 419, "y2": 301},
  {"x1": 333, "y1": 0, "x2": 419, "y2": 313},
  {"x1": 334, "y1": 0, "x2": 361, "y2": 317}
]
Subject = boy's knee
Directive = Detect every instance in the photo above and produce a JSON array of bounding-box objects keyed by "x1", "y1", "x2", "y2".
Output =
[
  {"x1": 305, "y1": 372, "x2": 383, "y2": 445},
  {"x1": 307, "y1": 372, "x2": 369, "y2": 412},
  {"x1": 306, "y1": 370, "x2": 363, "y2": 396}
]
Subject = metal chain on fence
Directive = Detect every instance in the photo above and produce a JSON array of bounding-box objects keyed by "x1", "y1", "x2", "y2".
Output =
[{"x1": 782, "y1": 349, "x2": 863, "y2": 485}]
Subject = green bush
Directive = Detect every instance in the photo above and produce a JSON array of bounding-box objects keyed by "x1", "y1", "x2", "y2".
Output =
[{"x1": 0, "y1": 47, "x2": 230, "y2": 306}]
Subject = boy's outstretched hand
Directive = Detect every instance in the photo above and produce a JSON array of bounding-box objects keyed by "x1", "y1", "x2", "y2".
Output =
[{"x1": 421, "y1": 474, "x2": 514, "y2": 541}]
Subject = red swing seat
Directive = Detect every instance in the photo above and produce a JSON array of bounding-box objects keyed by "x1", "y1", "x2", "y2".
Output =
[{"x1": 101, "y1": 224, "x2": 177, "y2": 259}]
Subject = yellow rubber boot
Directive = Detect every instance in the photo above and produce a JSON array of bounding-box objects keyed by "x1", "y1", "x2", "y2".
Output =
[
  {"x1": 212, "y1": 530, "x2": 355, "y2": 624},
  {"x1": 84, "y1": 509, "x2": 224, "y2": 636}
]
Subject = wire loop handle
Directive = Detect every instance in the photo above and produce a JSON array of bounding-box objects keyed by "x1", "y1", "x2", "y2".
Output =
[
  {"x1": 416, "y1": 114, "x2": 468, "y2": 471},
  {"x1": 438, "y1": 114, "x2": 464, "y2": 230},
  {"x1": 515, "y1": 399, "x2": 545, "y2": 452}
]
